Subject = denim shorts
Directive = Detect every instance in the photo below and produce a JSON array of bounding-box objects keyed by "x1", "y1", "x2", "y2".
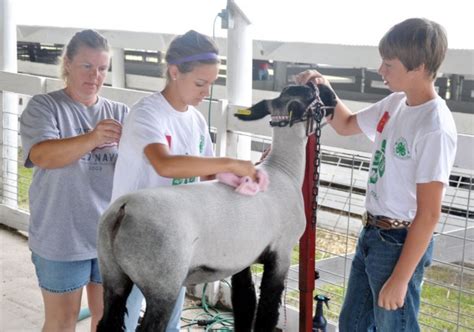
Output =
[{"x1": 31, "y1": 252, "x2": 102, "y2": 293}]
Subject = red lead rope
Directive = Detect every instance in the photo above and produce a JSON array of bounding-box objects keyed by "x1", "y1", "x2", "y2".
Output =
[{"x1": 299, "y1": 133, "x2": 318, "y2": 331}]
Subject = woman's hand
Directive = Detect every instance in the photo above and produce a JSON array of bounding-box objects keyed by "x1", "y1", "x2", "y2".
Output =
[
  {"x1": 89, "y1": 119, "x2": 123, "y2": 147},
  {"x1": 29, "y1": 118, "x2": 123, "y2": 169}
]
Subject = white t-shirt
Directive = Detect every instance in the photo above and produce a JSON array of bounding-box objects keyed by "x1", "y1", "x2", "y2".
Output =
[
  {"x1": 356, "y1": 92, "x2": 457, "y2": 220},
  {"x1": 112, "y1": 92, "x2": 214, "y2": 201}
]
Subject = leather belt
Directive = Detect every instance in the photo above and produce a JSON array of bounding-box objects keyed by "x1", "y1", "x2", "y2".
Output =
[{"x1": 362, "y1": 211, "x2": 411, "y2": 230}]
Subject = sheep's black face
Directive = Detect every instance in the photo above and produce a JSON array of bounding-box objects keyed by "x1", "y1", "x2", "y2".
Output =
[{"x1": 235, "y1": 84, "x2": 336, "y2": 124}]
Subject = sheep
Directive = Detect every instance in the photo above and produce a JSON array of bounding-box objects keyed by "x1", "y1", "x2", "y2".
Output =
[{"x1": 96, "y1": 83, "x2": 336, "y2": 332}]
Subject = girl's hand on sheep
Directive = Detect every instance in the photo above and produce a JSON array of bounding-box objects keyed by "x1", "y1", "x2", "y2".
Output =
[
  {"x1": 295, "y1": 69, "x2": 333, "y2": 90},
  {"x1": 232, "y1": 160, "x2": 258, "y2": 181}
]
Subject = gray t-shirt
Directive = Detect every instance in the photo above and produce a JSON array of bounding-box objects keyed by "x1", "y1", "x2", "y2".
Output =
[{"x1": 20, "y1": 89, "x2": 129, "y2": 261}]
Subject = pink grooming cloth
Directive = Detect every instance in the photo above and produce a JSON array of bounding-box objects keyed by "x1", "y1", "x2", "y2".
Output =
[{"x1": 216, "y1": 170, "x2": 269, "y2": 196}]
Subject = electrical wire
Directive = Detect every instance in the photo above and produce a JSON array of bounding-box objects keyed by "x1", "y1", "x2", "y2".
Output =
[
  {"x1": 206, "y1": 13, "x2": 220, "y2": 135},
  {"x1": 181, "y1": 283, "x2": 234, "y2": 331}
]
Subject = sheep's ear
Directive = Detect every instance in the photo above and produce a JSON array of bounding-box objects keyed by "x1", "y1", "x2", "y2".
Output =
[
  {"x1": 317, "y1": 84, "x2": 338, "y2": 108},
  {"x1": 234, "y1": 100, "x2": 270, "y2": 121}
]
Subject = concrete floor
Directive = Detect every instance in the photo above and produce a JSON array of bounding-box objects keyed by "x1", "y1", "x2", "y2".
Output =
[{"x1": 0, "y1": 224, "x2": 92, "y2": 331}]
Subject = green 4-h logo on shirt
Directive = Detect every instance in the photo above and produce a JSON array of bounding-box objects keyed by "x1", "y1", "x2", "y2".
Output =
[
  {"x1": 172, "y1": 177, "x2": 197, "y2": 186},
  {"x1": 393, "y1": 137, "x2": 410, "y2": 159},
  {"x1": 369, "y1": 139, "x2": 386, "y2": 184},
  {"x1": 199, "y1": 135, "x2": 205, "y2": 154},
  {"x1": 172, "y1": 136, "x2": 205, "y2": 186}
]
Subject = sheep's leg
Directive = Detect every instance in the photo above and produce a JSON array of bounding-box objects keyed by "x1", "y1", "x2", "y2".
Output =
[
  {"x1": 136, "y1": 289, "x2": 182, "y2": 332},
  {"x1": 96, "y1": 270, "x2": 133, "y2": 332},
  {"x1": 254, "y1": 254, "x2": 289, "y2": 331},
  {"x1": 231, "y1": 267, "x2": 257, "y2": 332}
]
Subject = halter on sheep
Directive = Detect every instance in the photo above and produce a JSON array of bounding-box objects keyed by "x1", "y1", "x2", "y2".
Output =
[{"x1": 97, "y1": 83, "x2": 336, "y2": 332}]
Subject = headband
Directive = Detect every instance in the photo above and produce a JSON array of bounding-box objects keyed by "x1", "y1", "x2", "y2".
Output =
[{"x1": 168, "y1": 52, "x2": 219, "y2": 65}]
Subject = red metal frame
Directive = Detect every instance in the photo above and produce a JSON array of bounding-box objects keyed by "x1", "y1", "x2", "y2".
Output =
[{"x1": 299, "y1": 134, "x2": 317, "y2": 331}]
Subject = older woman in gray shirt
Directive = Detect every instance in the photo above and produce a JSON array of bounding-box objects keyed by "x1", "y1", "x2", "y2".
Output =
[{"x1": 20, "y1": 29, "x2": 128, "y2": 332}]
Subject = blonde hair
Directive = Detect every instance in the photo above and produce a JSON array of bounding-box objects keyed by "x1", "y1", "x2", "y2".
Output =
[{"x1": 59, "y1": 29, "x2": 110, "y2": 81}]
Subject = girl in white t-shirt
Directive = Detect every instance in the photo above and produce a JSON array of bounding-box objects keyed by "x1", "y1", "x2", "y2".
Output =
[{"x1": 111, "y1": 30, "x2": 257, "y2": 331}]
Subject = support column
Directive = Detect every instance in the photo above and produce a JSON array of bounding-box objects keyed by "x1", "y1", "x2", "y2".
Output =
[
  {"x1": 0, "y1": 0, "x2": 18, "y2": 208},
  {"x1": 203, "y1": 0, "x2": 254, "y2": 307},
  {"x1": 111, "y1": 47, "x2": 125, "y2": 88},
  {"x1": 225, "y1": 0, "x2": 252, "y2": 160}
]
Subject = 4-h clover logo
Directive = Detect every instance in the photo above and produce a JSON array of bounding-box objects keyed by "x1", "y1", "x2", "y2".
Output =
[
  {"x1": 199, "y1": 135, "x2": 205, "y2": 154},
  {"x1": 369, "y1": 139, "x2": 386, "y2": 184},
  {"x1": 393, "y1": 137, "x2": 410, "y2": 159}
]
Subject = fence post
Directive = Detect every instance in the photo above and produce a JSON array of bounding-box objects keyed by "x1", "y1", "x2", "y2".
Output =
[
  {"x1": 214, "y1": 99, "x2": 228, "y2": 157},
  {"x1": 225, "y1": 132, "x2": 251, "y2": 160},
  {"x1": 449, "y1": 74, "x2": 462, "y2": 101},
  {"x1": 1, "y1": 0, "x2": 18, "y2": 208},
  {"x1": 0, "y1": 91, "x2": 3, "y2": 205},
  {"x1": 112, "y1": 47, "x2": 125, "y2": 88},
  {"x1": 273, "y1": 61, "x2": 289, "y2": 91},
  {"x1": 1, "y1": 91, "x2": 18, "y2": 208}
]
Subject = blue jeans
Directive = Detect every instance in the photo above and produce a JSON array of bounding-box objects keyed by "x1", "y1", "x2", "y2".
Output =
[
  {"x1": 339, "y1": 225, "x2": 433, "y2": 332},
  {"x1": 124, "y1": 285, "x2": 185, "y2": 331}
]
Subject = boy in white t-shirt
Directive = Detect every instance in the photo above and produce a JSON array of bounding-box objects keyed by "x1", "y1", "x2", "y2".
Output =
[{"x1": 297, "y1": 18, "x2": 457, "y2": 331}]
